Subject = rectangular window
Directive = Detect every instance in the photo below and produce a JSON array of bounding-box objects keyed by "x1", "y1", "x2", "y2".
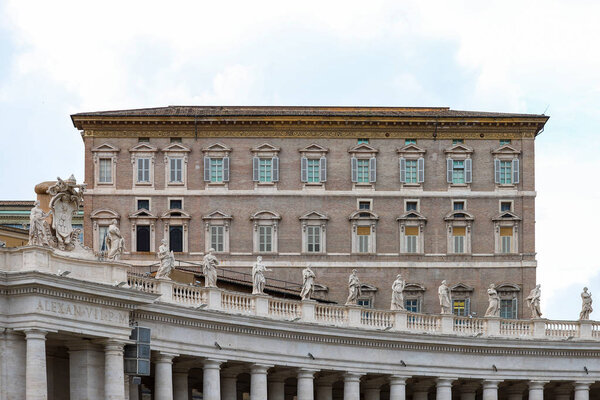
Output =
[
  {"x1": 169, "y1": 158, "x2": 183, "y2": 183},
  {"x1": 405, "y1": 139, "x2": 416, "y2": 145},
  {"x1": 210, "y1": 158, "x2": 224, "y2": 182},
  {"x1": 210, "y1": 225, "x2": 224, "y2": 252},
  {"x1": 405, "y1": 160, "x2": 418, "y2": 183},
  {"x1": 452, "y1": 139, "x2": 464, "y2": 144},
  {"x1": 453, "y1": 201, "x2": 465, "y2": 211},
  {"x1": 500, "y1": 139, "x2": 511, "y2": 145},
  {"x1": 137, "y1": 158, "x2": 150, "y2": 183},
  {"x1": 500, "y1": 161, "x2": 512, "y2": 184},
  {"x1": 169, "y1": 199, "x2": 182, "y2": 210},
  {"x1": 357, "y1": 159, "x2": 370, "y2": 183},
  {"x1": 136, "y1": 225, "x2": 150, "y2": 252},
  {"x1": 137, "y1": 199, "x2": 150, "y2": 210},
  {"x1": 99, "y1": 226, "x2": 108, "y2": 252},
  {"x1": 357, "y1": 138, "x2": 369, "y2": 144},
  {"x1": 501, "y1": 201, "x2": 512, "y2": 212},
  {"x1": 405, "y1": 299, "x2": 419, "y2": 313},
  {"x1": 453, "y1": 226, "x2": 466, "y2": 253},
  {"x1": 99, "y1": 158, "x2": 112, "y2": 183},
  {"x1": 138, "y1": 137, "x2": 149, "y2": 143},
  {"x1": 405, "y1": 226, "x2": 419, "y2": 253},
  {"x1": 170, "y1": 137, "x2": 182, "y2": 143},
  {"x1": 453, "y1": 299, "x2": 468, "y2": 316},
  {"x1": 259, "y1": 158, "x2": 273, "y2": 183},
  {"x1": 307, "y1": 226, "x2": 321, "y2": 253},
  {"x1": 169, "y1": 226, "x2": 183, "y2": 252},
  {"x1": 259, "y1": 226, "x2": 272, "y2": 252},
  {"x1": 406, "y1": 201, "x2": 418, "y2": 211},
  {"x1": 357, "y1": 298, "x2": 372, "y2": 308},
  {"x1": 500, "y1": 227, "x2": 513, "y2": 253},
  {"x1": 358, "y1": 201, "x2": 371, "y2": 210},
  {"x1": 357, "y1": 226, "x2": 370, "y2": 253},
  {"x1": 500, "y1": 299, "x2": 517, "y2": 319},
  {"x1": 452, "y1": 160, "x2": 465, "y2": 184},
  {"x1": 307, "y1": 159, "x2": 320, "y2": 183}
]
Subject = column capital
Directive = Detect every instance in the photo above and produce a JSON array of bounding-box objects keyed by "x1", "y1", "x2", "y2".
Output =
[
  {"x1": 436, "y1": 377, "x2": 455, "y2": 387},
  {"x1": 482, "y1": 380, "x2": 502, "y2": 390},
  {"x1": 297, "y1": 368, "x2": 318, "y2": 379},
  {"x1": 250, "y1": 363, "x2": 273, "y2": 374},
  {"x1": 102, "y1": 339, "x2": 125, "y2": 353},
  {"x1": 23, "y1": 328, "x2": 48, "y2": 340},
  {"x1": 203, "y1": 358, "x2": 225, "y2": 369},
  {"x1": 155, "y1": 352, "x2": 178, "y2": 363},
  {"x1": 528, "y1": 380, "x2": 549, "y2": 390},
  {"x1": 343, "y1": 372, "x2": 363, "y2": 382},
  {"x1": 574, "y1": 381, "x2": 593, "y2": 390},
  {"x1": 389, "y1": 375, "x2": 410, "y2": 385}
]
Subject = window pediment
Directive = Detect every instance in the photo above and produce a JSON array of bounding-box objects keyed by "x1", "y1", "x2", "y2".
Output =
[
  {"x1": 491, "y1": 144, "x2": 521, "y2": 157},
  {"x1": 161, "y1": 143, "x2": 191, "y2": 153},
  {"x1": 451, "y1": 283, "x2": 474, "y2": 293},
  {"x1": 360, "y1": 283, "x2": 378, "y2": 292},
  {"x1": 313, "y1": 283, "x2": 328, "y2": 292},
  {"x1": 348, "y1": 143, "x2": 378, "y2": 156},
  {"x1": 129, "y1": 209, "x2": 157, "y2": 219},
  {"x1": 299, "y1": 143, "x2": 329, "y2": 156},
  {"x1": 202, "y1": 210, "x2": 233, "y2": 221},
  {"x1": 492, "y1": 211, "x2": 522, "y2": 221},
  {"x1": 129, "y1": 143, "x2": 158, "y2": 153},
  {"x1": 91, "y1": 143, "x2": 120, "y2": 153},
  {"x1": 161, "y1": 209, "x2": 191, "y2": 219},
  {"x1": 444, "y1": 210, "x2": 475, "y2": 221},
  {"x1": 404, "y1": 283, "x2": 426, "y2": 292},
  {"x1": 251, "y1": 143, "x2": 280, "y2": 154},
  {"x1": 299, "y1": 211, "x2": 329, "y2": 221},
  {"x1": 250, "y1": 210, "x2": 281, "y2": 221},
  {"x1": 397, "y1": 211, "x2": 427, "y2": 221},
  {"x1": 349, "y1": 210, "x2": 379, "y2": 221},
  {"x1": 396, "y1": 144, "x2": 426, "y2": 157},
  {"x1": 496, "y1": 283, "x2": 521, "y2": 292},
  {"x1": 444, "y1": 143, "x2": 473, "y2": 156},
  {"x1": 90, "y1": 208, "x2": 120, "y2": 220},
  {"x1": 202, "y1": 142, "x2": 232, "y2": 156}
]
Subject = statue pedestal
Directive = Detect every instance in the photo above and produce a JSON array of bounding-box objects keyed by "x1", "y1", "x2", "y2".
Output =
[
  {"x1": 254, "y1": 294, "x2": 270, "y2": 317},
  {"x1": 440, "y1": 313, "x2": 454, "y2": 334},
  {"x1": 484, "y1": 317, "x2": 501, "y2": 336},
  {"x1": 156, "y1": 278, "x2": 173, "y2": 302},
  {"x1": 346, "y1": 305, "x2": 362, "y2": 327},
  {"x1": 532, "y1": 318, "x2": 548, "y2": 338},
  {"x1": 205, "y1": 287, "x2": 222, "y2": 311},
  {"x1": 579, "y1": 319, "x2": 592, "y2": 339},
  {"x1": 392, "y1": 310, "x2": 408, "y2": 332},
  {"x1": 300, "y1": 300, "x2": 316, "y2": 323}
]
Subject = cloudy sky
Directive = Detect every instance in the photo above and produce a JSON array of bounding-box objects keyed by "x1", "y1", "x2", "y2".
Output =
[{"x1": 1, "y1": 0, "x2": 599, "y2": 319}]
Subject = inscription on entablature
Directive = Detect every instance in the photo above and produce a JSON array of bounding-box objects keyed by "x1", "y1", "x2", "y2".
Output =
[{"x1": 35, "y1": 299, "x2": 128, "y2": 325}]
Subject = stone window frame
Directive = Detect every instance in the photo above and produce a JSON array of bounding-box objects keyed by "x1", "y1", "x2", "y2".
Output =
[
  {"x1": 167, "y1": 197, "x2": 184, "y2": 211},
  {"x1": 162, "y1": 143, "x2": 191, "y2": 188},
  {"x1": 129, "y1": 143, "x2": 158, "y2": 188},
  {"x1": 496, "y1": 283, "x2": 521, "y2": 319},
  {"x1": 492, "y1": 211, "x2": 521, "y2": 254},
  {"x1": 444, "y1": 210, "x2": 474, "y2": 255},
  {"x1": 250, "y1": 210, "x2": 281, "y2": 254},
  {"x1": 299, "y1": 211, "x2": 329, "y2": 254},
  {"x1": 444, "y1": 144, "x2": 474, "y2": 189},
  {"x1": 91, "y1": 143, "x2": 120, "y2": 188},
  {"x1": 299, "y1": 143, "x2": 329, "y2": 189},
  {"x1": 128, "y1": 209, "x2": 158, "y2": 253},
  {"x1": 348, "y1": 143, "x2": 378, "y2": 190},
  {"x1": 90, "y1": 208, "x2": 120, "y2": 255},
  {"x1": 349, "y1": 210, "x2": 379, "y2": 254},
  {"x1": 397, "y1": 211, "x2": 427, "y2": 254},
  {"x1": 492, "y1": 144, "x2": 521, "y2": 188},
  {"x1": 135, "y1": 197, "x2": 152, "y2": 212},
  {"x1": 251, "y1": 143, "x2": 281, "y2": 189},
  {"x1": 404, "y1": 199, "x2": 420, "y2": 212},
  {"x1": 357, "y1": 283, "x2": 378, "y2": 309},
  {"x1": 202, "y1": 142, "x2": 232, "y2": 188},
  {"x1": 397, "y1": 144, "x2": 426, "y2": 188},
  {"x1": 202, "y1": 210, "x2": 233, "y2": 254},
  {"x1": 403, "y1": 283, "x2": 425, "y2": 313},
  {"x1": 161, "y1": 209, "x2": 191, "y2": 253},
  {"x1": 450, "y1": 283, "x2": 474, "y2": 316}
]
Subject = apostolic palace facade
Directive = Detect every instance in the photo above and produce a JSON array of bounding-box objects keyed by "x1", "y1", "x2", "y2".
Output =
[{"x1": 2, "y1": 106, "x2": 600, "y2": 400}]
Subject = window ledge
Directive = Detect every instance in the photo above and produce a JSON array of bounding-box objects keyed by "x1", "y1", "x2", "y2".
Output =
[
  {"x1": 134, "y1": 182, "x2": 152, "y2": 186},
  {"x1": 167, "y1": 182, "x2": 185, "y2": 186}
]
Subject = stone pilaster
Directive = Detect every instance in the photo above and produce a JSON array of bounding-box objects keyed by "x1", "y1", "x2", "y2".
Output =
[
  {"x1": 104, "y1": 340, "x2": 126, "y2": 400},
  {"x1": 343, "y1": 372, "x2": 362, "y2": 400},
  {"x1": 173, "y1": 366, "x2": 189, "y2": 400},
  {"x1": 527, "y1": 380, "x2": 547, "y2": 400},
  {"x1": 250, "y1": 364, "x2": 272, "y2": 400},
  {"x1": 25, "y1": 329, "x2": 49, "y2": 400},
  {"x1": 482, "y1": 380, "x2": 501, "y2": 400},
  {"x1": 220, "y1": 370, "x2": 238, "y2": 400},
  {"x1": 389, "y1": 375, "x2": 408, "y2": 400},
  {"x1": 297, "y1": 369, "x2": 317, "y2": 400},
  {"x1": 574, "y1": 381, "x2": 593, "y2": 400},
  {"x1": 203, "y1": 359, "x2": 223, "y2": 400},
  {"x1": 154, "y1": 353, "x2": 177, "y2": 400},
  {"x1": 436, "y1": 378, "x2": 454, "y2": 400}
]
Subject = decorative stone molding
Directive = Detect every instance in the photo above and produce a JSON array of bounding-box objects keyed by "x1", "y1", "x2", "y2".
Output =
[
  {"x1": 492, "y1": 211, "x2": 521, "y2": 254},
  {"x1": 91, "y1": 143, "x2": 120, "y2": 187},
  {"x1": 397, "y1": 211, "x2": 427, "y2": 254},
  {"x1": 349, "y1": 143, "x2": 378, "y2": 189},
  {"x1": 90, "y1": 208, "x2": 121, "y2": 254},
  {"x1": 129, "y1": 143, "x2": 158, "y2": 187},
  {"x1": 349, "y1": 210, "x2": 379, "y2": 254},
  {"x1": 162, "y1": 143, "x2": 191, "y2": 188},
  {"x1": 202, "y1": 210, "x2": 233, "y2": 254},
  {"x1": 444, "y1": 210, "x2": 474, "y2": 255},
  {"x1": 128, "y1": 209, "x2": 158, "y2": 252},
  {"x1": 299, "y1": 211, "x2": 328, "y2": 254},
  {"x1": 444, "y1": 143, "x2": 473, "y2": 189},
  {"x1": 299, "y1": 144, "x2": 329, "y2": 189},
  {"x1": 161, "y1": 209, "x2": 191, "y2": 253},
  {"x1": 202, "y1": 143, "x2": 232, "y2": 188},
  {"x1": 251, "y1": 143, "x2": 281, "y2": 189},
  {"x1": 397, "y1": 144, "x2": 426, "y2": 188},
  {"x1": 250, "y1": 210, "x2": 281, "y2": 254}
]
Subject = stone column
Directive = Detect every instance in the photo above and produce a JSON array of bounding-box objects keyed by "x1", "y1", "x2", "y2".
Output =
[
  {"x1": 268, "y1": 377, "x2": 285, "y2": 400},
  {"x1": 389, "y1": 376, "x2": 408, "y2": 400},
  {"x1": 104, "y1": 340, "x2": 126, "y2": 400},
  {"x1": 68, "y1": 340, "x2": 104, "y2": 400},
  {"x1": 154, "y1": 353, "x2": 176, "y2": 400},
  {"x1": 482, "y1": 380, "x2": 501, "y2": 400},
  {"x1": 436, "y1": 378, "x2": 454, "y2": 400},
  {"x1": 458, "y1": 382, "x2": 479, "y2": 400},
  {"x1": 221, "y1": 371, "x2": 238, "y2": 400},
  {"x1": 250, "y1": 364, "x2": 271, "y2": 400},
  {"x1": 553, "y1": 384, "x2": 572, "y2": 400},
  {"x1": 173, "y1": 367, "x2": 189, "y2": 400},
  {"x1": 528, "y1": 381, "x2": 547, "y2": 400},
  {"x1": 343, "y1": 373, "x2": 362, "y2": 400},
  {"x1": 203, "y1": 359, "x2": 223, "y2": 400},
  {"x1": 412, "y1": 381, "x2": 432, "y2": 400},
  {"x1": 297, "y1": 369, "x2": 316, "y2": 400},
  {"x1": 25, "y1": 329, "x2": 49, "y2": 400},
  {"x1": 3, "y1": 330, "x2": 26, "y2": 399},
  {"x1": 364, "y1": 386, "x2": 380, "y2": 400},
  {"x1": 129, "y1": 376, "x2": 141, "y2": 400},
  {"x1": 316, "y1": 379, "x2": 334, "y2": 400},
  {"x1": 574, "y1": 382, "x2": 592, "y2": 400}
]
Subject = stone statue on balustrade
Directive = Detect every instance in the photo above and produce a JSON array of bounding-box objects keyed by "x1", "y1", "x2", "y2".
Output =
[
  {"x1": 438, "y1": 280, "x2": 451, "y2": 314},
  {"x1": 155, "y1": 238, "x2": 175, "y2": 280},
  {"x1": 580, "y1": 287, "x2": 593, "y2": 320},
  {"x1": 345, "y1": 269, "x2": 361, "y2": 305},
  {"x1": 391, "y1": 274, "x2": 406, "y2": 311},
  {"x1": 300, "y1": 265, "x2": 316, "y2": 300},
  {"x1": 28, "y1": 200, "x2": 51, "y2": 247},
  {"x1": 484, "y1": 283, "x2": 500, "y2": 317},
  {"x1": 47, "y1": 175, "x2": 86, "y2": 251},
  {"x1": 202, "y1": 248, "x2": 219, "y2": 288},
  {"x1": 526, "y1": 284, "x2": 542, "y2": 319},
  {"x1": 105, "y1": 219, "x2": 125, "y2": 261},
  {"x1": 252, "y1": 256, "x2": 272, "y2": 295}
]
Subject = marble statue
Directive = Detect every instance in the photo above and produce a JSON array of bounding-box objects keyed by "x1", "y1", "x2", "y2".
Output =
[
  {"x1": 105, "y1": 219, "x2": 125, "y2": 261},
  {"x1": 390, "y1": 274, "x2": 406, "y2": 310},
  {"x1": 484, "y1": 283, "x2": 500, "y2": 317},
  {"x1": 300, "y1": 265, "x2": 316, "y2": 300},
  {"x1": 345, "y1": 269, "x2": 361, "y2": 305},
  {"x1": 526, "y1": 284, "x2": 542, "y2": 319},
  {"x1": 438, "y1": 280, "x2": 451, "y2": 314},
  {"x1": 202, "y1": 248, "x2": 219, "y2": 288},
  {"x1": 252, "y1": 256, "x2": 272, "y2": 295},
  {"x1": 46, "y1": 175, "x2": 86, "y2": 251},
  {"x1": 155, "y1": 239, "x2": 175, "y2": 280},
  {"x1": 28, "y1": 200, "x2": 51, "y2": 246},
  {"x1": 580, "y1": 287, "x2": 593, "y2": 320}
]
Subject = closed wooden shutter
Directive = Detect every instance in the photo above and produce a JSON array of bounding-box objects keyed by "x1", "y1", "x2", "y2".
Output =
[
  {"x1": 417, "y1": 157, "x2": 425, "y2": 183},
  {"x1": 223, "y1": 157, "x2": 230, "y2": 182},
  {"x1": 357, "y1": 226, "x2": 370, "y2": 235},
  {"x1": 272, "y1": 156, "x2": 279, "y2": 182},
  {"x1": 252, "y1": 157, "x2": 259, "y2": 181},
  {"x1": 494, "y1": 159, "x2": 501, "y2": 184},
  {"x1": 453, "y1": 226, "x2": 466, "y2": 236},
  {"x1": 351, "y1": 157, "x2": 358, "y2": 183},
  {"x1": 465, "y1": 158, "x2": 472, "y2": 183},
  {"x1": 446, "y1": 158, "x2": 453, "y2": 183},
  {"x1": 369, "y1": 157, "x2": 377, "y2": 182},
  {"x1": 399, "y1": 158, "x2": 406, "y2": 183},
  {"x1": 500, "y1": 227, "x2": 513, "y2": 236},
  {"x1": 203, "y1": 157, "x2": 211, "y2": 182},
  {"x1": 405, "y1": 226, "x2": 419, "y2": 236},
  {"x1": 300, "y1": 157, "x2": 308, "y2": 182},
  {"x1": 512, "y1": 158, "x2": 520, "y2": 184},
  {"x1": 320, "y1": 157, "x2": 327, "y2": 182}
]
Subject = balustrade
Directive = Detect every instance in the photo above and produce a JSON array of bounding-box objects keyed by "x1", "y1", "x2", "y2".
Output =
[{"x1": 127, "y1": 273, "x2": 157, "y2": 293}]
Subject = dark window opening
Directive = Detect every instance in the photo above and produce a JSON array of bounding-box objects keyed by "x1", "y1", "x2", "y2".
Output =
[
  {"x1": 136, "y1": 225, "x2": 150, "y2": 252},
  {"x1": 169, "y1": 199, "x2": 182, "y2": 210},
  {"x1": 358, "y1": 201, "x2": 371, "y2": 210},
  {"x1": 137, "y1": 199, "x2": 150, "y2": 210},
  {"x1": 406, "y1": 201, "x2": 418, "y2": 211},
  {"x1": 169, "y1": 226, "x2": 183, "y2": 252},
  {"x1": 453, "y1": 201, "x2": 465, "y2": 211},
  {"x1": 501, "y1": 202, "x2": 512, "y2": 212}
]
